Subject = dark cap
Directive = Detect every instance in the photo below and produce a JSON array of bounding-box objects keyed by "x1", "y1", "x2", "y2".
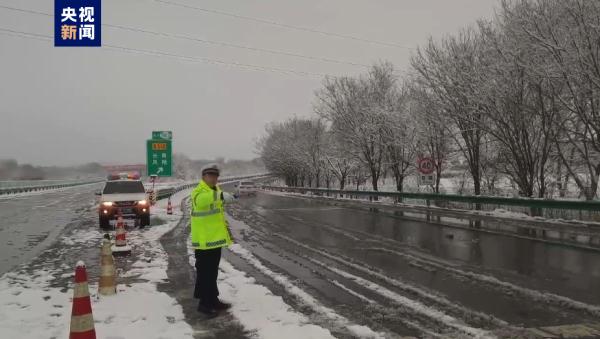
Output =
[{"x1": 201, "y1": 163, "x2": 220, "y2": 176}]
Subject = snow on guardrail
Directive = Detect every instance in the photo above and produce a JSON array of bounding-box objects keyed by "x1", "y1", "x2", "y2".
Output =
[{"x1": 0, "y1": 178, "x2": 105, "y2": 196}]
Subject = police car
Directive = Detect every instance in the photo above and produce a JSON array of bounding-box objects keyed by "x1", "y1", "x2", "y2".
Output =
[{"x1": 97, "y1": 173, "x2": 150, "y2": 228}]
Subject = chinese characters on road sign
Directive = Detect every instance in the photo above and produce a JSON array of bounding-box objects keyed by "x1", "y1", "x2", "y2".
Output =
[
  {"x1": 55, "y1": 0, "x2": 101, "y2": 47},
  {"x1": 417, "y1": 157, "x2": 435, "y2": 186},
  {"x1": 146, "y1": 133, "x2": 173, "y2": 177}
]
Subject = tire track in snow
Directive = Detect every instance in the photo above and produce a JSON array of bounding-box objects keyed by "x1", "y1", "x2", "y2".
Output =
[
  {"x1": 230, "y1": 212, "x2": 497, "y2": 338},
  {"x1": 272, "y1": 208, "x2": 600, "y2": 320},
  {"x1": 329, "y1": 280, "x2": 444, "y2": 338},
  {"x1": 308, "y1": 256, "x2": 493, "y2": 339},
  {"x1": 364, "y1": 247, "x2": 600, "y2": 318},
  {"x1": 228, "y1": 216, "x2": 421, "y2": 337},
  {"x1": 226, "y1": 243, "x2": 387, "y2": 339},
  {"x1": 227, "y1": 202, "x2": 505, "y2": 337},
  {"x1": 290, "y1": 211, "x2": 600, "y2": 319},
  {"x1": 272, "y1": 233, "x2": 506, "y2": 328}
]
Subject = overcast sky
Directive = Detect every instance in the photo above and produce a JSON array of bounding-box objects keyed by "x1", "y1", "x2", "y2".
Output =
[{"x1": 0, "y1": 0, "x2": 496, "y2": 166}]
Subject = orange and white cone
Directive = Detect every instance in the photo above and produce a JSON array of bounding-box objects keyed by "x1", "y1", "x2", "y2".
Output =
[
  {"x1": 112, "y1": 219, "x2": 131, "y2": 255},
  {"x1": 115, "y1": 213, "x2": 124, "y2": 229},
  {"x1": 99, "y1": 239, "x2": 116, "y2": 296},
  {"x1": 167, "y1": 197, "x2": 173, "y2": 215},
  {"x1": 69, "y1": 261, "x2": 96, "y2": 339}
]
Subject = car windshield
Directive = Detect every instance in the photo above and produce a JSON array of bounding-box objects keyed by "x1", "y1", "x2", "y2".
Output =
[
  {"x1": 103, "y1": 181, "x2": 145, "y2": 194},
  {"x1": 241, "y1": 182, "x2": 254, "y2": 186}
]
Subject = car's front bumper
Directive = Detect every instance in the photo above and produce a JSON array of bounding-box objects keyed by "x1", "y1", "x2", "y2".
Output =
[{"x1": 99, "y1": 206, "x2": 149, "y2": 219}]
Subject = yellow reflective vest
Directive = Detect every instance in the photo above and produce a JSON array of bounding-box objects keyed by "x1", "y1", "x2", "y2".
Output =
[{"x1": 190, "y1": 180, "x2": 233, "y2": 250}]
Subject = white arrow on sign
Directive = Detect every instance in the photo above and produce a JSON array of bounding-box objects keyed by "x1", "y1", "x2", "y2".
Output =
[{"x1": 157, "y1": 167, "x2": 164, "y2": 174}]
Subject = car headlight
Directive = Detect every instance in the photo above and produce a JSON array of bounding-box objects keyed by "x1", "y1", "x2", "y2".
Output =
[
  {"x1": 138, "y1": 200, "x2": 147, "y2": 205},
  {"x1": 102, "y1": 201, "x2": 113, "y2": 207}
]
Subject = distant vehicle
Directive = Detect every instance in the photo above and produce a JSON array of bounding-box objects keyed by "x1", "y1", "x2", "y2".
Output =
[
  {"x1": 236, "y1": 180, "x2": 257, "y2": 196},
  {"x1": 107, "y1": 172, "x2": 140, "y2": 180},
  {"x1": 97, "y1": 179, "x2": 149, "y2": 228}
]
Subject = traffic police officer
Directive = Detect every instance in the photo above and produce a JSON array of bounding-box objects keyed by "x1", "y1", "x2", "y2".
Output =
[{"x1": 191, "y1": 163, "x2": 236, "y2": 316}]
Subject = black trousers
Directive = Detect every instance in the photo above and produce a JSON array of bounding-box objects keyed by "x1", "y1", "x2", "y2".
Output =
[{"x1": 194, "y1": 247, "x2": 222, "y2": 306}]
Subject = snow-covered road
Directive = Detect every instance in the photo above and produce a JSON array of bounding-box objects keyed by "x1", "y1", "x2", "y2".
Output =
[
  {"x1": 0, "y1": 182, "x2": 103, "y2": 275},
  {"x1": 0, "y1": 184, "x2": 193, "y2": 338},
  {"x1": 3, "y1": 183, "x2": 600, "y2": 338}
]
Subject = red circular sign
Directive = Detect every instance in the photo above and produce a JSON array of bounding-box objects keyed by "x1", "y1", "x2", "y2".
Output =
[{"x1": 418, "y1": 157, "x2": 434, "y2": 174}]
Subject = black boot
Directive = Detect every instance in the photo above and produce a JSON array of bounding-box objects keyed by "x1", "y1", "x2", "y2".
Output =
[
  {"x1": 214, "y1": 299, "x2": 232, "y2": 311},
  {"x1": 197, "y1": 302, "x2": 218, "y2": 317}
]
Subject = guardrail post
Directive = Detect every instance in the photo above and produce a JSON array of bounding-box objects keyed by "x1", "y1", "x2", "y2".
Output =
[{"x1": 475, "y1": 202, "x2": 482, "y2": 228}]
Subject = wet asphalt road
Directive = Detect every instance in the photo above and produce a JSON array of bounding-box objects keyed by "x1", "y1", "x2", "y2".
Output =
[
  {"x1": 223, "y1": 191, "x2": 600, "y2": 338},
  {"x1": 0, "y1": 183, "x2": 102, "y2": 275}
]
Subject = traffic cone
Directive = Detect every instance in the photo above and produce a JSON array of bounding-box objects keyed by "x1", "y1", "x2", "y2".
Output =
[
  {"x1": 98, "y1": 239, "x2": 116, "y2": 296},
  {"x1": 167, "y1": 197, "x2": 173, "y2": 215},
  {"x1": 69, "y1": 261, "x2": 96, "y2": 339},
  {"x1": 112, "y1": 219, "x2": 131, "y2": 256},
  {"x1": 116, "y1": 213, "x2": 124, "y2": 229}
]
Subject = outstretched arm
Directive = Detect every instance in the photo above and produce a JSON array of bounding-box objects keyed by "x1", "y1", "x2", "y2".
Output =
[{"x1": 221, "y1": 191, "x2": 238, "y2": 203}]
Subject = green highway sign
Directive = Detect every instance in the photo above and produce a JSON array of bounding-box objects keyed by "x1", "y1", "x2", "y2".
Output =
[
  {"x1": 152, "y1": 131, "x2": 173, "y2": 140},
  {"x1": 146, "y1": 139, "x2": 172, "y2": 176}
]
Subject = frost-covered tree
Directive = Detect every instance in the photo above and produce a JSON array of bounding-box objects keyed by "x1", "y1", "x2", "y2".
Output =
[
  {"x1": 411, "y1": 29, "x2": 488, "y2": 195},
  {"x1": 409, "y1": 82, "x2": 451, "y2": 193},
  {"x1": 322, "y1": 131, "x2": 358, "y2": 190},
  {"x1": 499, "y1": 0, "x2": 600, "y2": 199},
  {"x1": 258, "y1": 118, "x2": 326, "y2": 187},
  {"x1": 473, "y1": 21, "x2": 559, "y2": 198},
  {"x1": 315, "y1": 62, "x2": 399, "y2": 191}
]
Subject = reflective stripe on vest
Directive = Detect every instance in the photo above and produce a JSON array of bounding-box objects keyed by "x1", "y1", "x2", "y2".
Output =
[
  {"x1": 191, "y1": 209, "x2": 220, "y2": 217},
  {"x1": 192, "y1": 192, "x2": 201, "y2": 210},
  {"x1": 206, "y1": 239, "x2": 227, "y2": 247}
]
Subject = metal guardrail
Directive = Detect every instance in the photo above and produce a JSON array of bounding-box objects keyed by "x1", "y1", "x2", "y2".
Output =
[
  {"x1": 262, "y1": 185, "x2": 600, "y2": 222},
  {"x1": 0, "y1": 174, "x2": 271, "y2": 198},
  {"x1": 0, "y1": 178, "x2": 105, "y2": 196}
]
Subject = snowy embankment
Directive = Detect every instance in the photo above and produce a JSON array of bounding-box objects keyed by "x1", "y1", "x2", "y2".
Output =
[{"x1": 0, "y1": 189, "x2": 193, "y2": 338}]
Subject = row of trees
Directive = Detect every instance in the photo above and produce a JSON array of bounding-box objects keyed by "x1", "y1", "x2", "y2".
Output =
[
  {"x1": 258, "y1": 64, "x2": 437, "y2": 193},
  {"x1": 259, "y1": 0, "x2": 600, "y2": 199}
]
